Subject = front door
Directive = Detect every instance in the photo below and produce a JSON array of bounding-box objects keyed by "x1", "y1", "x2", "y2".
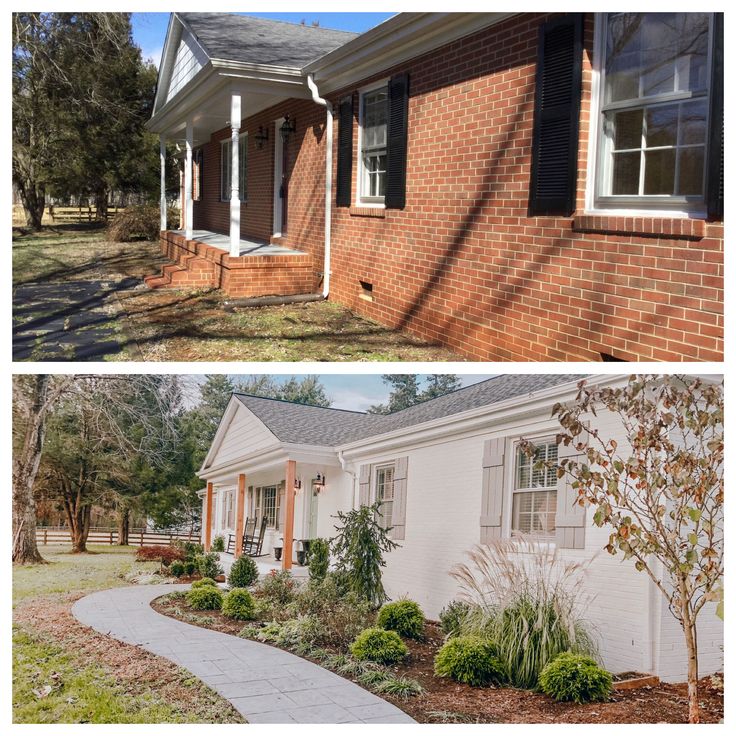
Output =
[
  {"x1": 308, "y1": 481, "x2": 319, "y2": 539},
  {"x1": 273, "y1": 117, "x2": 288, "y2": 237}
]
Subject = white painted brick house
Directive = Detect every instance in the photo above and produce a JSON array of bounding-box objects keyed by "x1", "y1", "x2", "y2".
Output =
[{"x1": 197, "y1": 374, "x2": 723, "y2": 682}]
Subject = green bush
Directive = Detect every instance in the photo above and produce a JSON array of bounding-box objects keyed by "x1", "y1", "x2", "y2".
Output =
[
  {"x1": 307, "y1": 538, "x2": 330, "y2": 583},
  {"x1": 439, "y1": 600, "x2": 471, "y2": 637},
  {"x1": 255, "y1": 569, "x2": 298, "y2": 606},
  {"x1": 434, "y1": 636, "x2": 507, "y2": 687},
  {"x1": 187, "y1": 586, "x2": 223, "y2": 611},
  {"x1": 195, "y1": 552, "x2": 223, "y2": 580},
  {"x1": 176, "y1": 541, "x2": 204, "y2": 560},
  {"x1": 228, "y1": 555, "x2": 259, "y2": 588},
  {"x1": 221, "y1": 589, "x2": 257, "y2": 621},
  {"x1": 183, "y1": 561, "x2": 197, "y2": 576},
  {"x1": 256, "y1": 615, "x2": 326, "y2": 648},
  {"x1": 350, "y1": 627, "x2": 408, "y2": 665},
  {"x1": 538, "y1": 653, "x2": 612, "y2": 703},
  {"x1": 211, "y1": 535, "x2": 225, "y2": 552},
  {"x1": 374, "y1": 675, "x2": 424, "y2": 699},
  {"x1": 377, "y1": 599, "x2": 425, "y2": 639},
  {"x1": 169, "y1": 560, "x2": 185, "y2": 578},
  {"x1": 191, "y1": 577, "x2": 218, "y2": 589}
]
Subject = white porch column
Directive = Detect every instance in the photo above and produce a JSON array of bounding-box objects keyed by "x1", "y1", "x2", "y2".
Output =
[
  {"x1": 229, "y1": 94, "x2": 242, "y2": 257},
  {"x1": 184, "y1": 121, "x2": 194, "y2": 239},
  {"x1": 159, "y1": 135, "x2": 167, "y2": 232}
]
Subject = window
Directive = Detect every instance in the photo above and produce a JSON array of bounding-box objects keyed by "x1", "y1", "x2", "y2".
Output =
[
  {"x1": 512, "y1": 441, "x2": 558, "y2": 537},
  {"x1": 374, "y1": 464, "x2": 395, "y2": 530},
  {"x1": 193, "y1": 149, "x2": 203, "y2": 201},
  {"x1": 594, "y1": 13, "x2": 713, "y2": 211},
  {"x1": 220, "y1": 133, "x2": 247, "y2": 202},
  {"x1": 359, "y1": 85, "x2": 388, "y2": 203},
  {"x1": 255, "y1": 485, "x2": 279, "y2": 529},
  {"x1": 221, "y1": 490, "x2": 234, "y2": 530}
]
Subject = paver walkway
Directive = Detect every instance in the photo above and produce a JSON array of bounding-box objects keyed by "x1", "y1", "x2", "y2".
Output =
[
  {"x1": 13, "y1": 279, "x2": 137, "y2": 361},
  {"x1": 72, "y1": 585, "x2": 415, "y2": 724}
]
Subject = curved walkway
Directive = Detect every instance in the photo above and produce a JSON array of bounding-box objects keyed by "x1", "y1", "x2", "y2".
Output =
[{"x1": 72, "y1": 585, "x2": 415, "y2": 724}]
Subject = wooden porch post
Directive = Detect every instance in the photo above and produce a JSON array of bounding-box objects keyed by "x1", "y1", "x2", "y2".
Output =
[
  {"x1": 184, "y1": 120, "x2": 194, "y2": 239},
  {"x1": 283, "y1": 460, "x2": 296, "y2": 570},
  {"x1": 159, "y1": 134, "x2": 167, "y2": 232},
  {"x1": 234, "y1": 473, "x2": 246, "y2": 558},
  {"x1": 204, "y1": 481, "x2": 214, "y2": 551},
  {"x1": 229, "y1": 93, "x2": 242, "y2": 257}
]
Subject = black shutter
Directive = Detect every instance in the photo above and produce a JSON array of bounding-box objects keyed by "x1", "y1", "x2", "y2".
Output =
[
  {"x1": 706, "y1": 13, "x2": 723, "y2": 221},
  {"x1": 336, "y1": 95, "x2": 353, "y2": 207},
  {"x1": 386, "y1": 73, "x2": 410, "y2": 209},
  {"x1": 528, "y1": 14, "x2": 584, "y2": 217}
]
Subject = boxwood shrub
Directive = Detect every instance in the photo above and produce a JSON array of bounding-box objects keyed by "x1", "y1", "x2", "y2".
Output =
[
  {"x1": 187, "y1": 585, "x2": 223, "y2": 611},
  {"x1": 350, "y1": 627, "x2": 408, "y2": 665},
  {"x1": 169, "y1": 560, "x2": 185, "y2": 578},
  {"x1": 538, "y1": 652, "x2": 612, "y2": 703},
  {"x1": 221, "y1": 588, "x2": 257, "y2": 621},
  {"x1": 434, "y1": 636, "x2": 507, "y2": 687},
  {"x1": 377, "y1": 599, "x2": 425, "y2": 639},
  {"x1": 228, "y1": 555, "x2": 259, "y2": 588}
]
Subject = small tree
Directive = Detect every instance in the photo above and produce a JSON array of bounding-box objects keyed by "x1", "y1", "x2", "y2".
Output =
[
  {"x1": 540, "y1": 375, "x2": 723, "y2": 724},
  {"x1": 331, "y1": 502, "x2": 399, "y2": 607}
]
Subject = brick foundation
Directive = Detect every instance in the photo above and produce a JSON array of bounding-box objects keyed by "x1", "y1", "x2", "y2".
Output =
[{"x1": 146, "y1": 231, "x2": 317, "y2": 298}]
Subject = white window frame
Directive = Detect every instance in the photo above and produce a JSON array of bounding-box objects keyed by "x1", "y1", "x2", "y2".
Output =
[
  {"x1": 356, "y1": 79, "x2": 389, "y2": 208},
  {"x1": 586, "y1": 12, "x2": 714, "y2": 218},
  {"x1": 373, "y1": 462, "x2": 395, "y2": 531},
  {"x1": 256, "y1": 484, "x2": 280, "y2": 530},
  {"x1": 509, "y1": 437, "x2": 558, "y2": 540},
  {"x1": 220, "y1": 132, "x2": 248, "y2": 202}
]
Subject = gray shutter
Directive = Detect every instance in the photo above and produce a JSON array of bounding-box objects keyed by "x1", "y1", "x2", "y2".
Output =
[
  {"x1": 480, "y1": 438, "x2": 505, "y2": 543},
  {"x1": 247, "y1": 485, "x2": 254, "y2": 517},
  {"x1": 555, "y1": 438, "x2": 586, "y2": 549},
  {"x1": 277, "y1": 481, "x2": 286, "y2": 531},
  {"x1": 391, "y1": 457, "x2": 409, "y2": 540},
  {"x1": 358, "y1": 464, "x2": 371, "y2": 506}
]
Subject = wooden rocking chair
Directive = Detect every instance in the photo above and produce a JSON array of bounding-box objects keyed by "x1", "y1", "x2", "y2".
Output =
[
  {"x1": 244, "y1": 516, "x2": 268, "y2": 557},
  {"x1": 227, "y1": 517, "x2": 256, "y2": 554}
]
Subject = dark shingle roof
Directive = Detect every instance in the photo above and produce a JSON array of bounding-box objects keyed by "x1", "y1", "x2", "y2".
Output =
[
  {"x1": 234, "y1": 375, "x2": 588, "y2": 447},
  {"x1": 179, "y1": 13, "x2": 358, "y2": 68}
]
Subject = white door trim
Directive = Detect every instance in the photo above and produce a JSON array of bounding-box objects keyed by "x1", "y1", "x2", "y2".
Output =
[{"x1": 272, "y1": 117, "x2": 285, "y2": 237}]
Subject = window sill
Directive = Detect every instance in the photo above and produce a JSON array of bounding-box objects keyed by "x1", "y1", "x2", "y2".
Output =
[
  {"x1": 349, "y1": 206, "x2": 386, "y2": 218},
  {"x1": 573, "y1": 214, "x2": 705, "y2": 240}
]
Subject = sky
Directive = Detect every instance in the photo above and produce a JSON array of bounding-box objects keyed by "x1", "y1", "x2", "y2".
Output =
[
  {"x1": 131, "y1": 12, "x2": 395, "y2": 68},
  {"x1": 185, "y1": 374, "x2": 495, "y2": 412}
]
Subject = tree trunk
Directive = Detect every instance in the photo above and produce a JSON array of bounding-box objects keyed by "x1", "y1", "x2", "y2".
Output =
[
  {"x1": 117, "y1": 506, "x2": 130, "y2": 546},
  {"x1": 16, "y1": 179, "x2": 45, "y2": 231},
  {"x1": 94, "y1": 187, "x2": 108, "y2": 221},
  {"x1": 680, "y1": 591, "x2": 700, "y2": 723},
  {"x1": 12, "y1": 375, "x2": 50, "y2": 564},
  {"x1": 65, "y1": 493, "x2": 91, "y2": 554}
]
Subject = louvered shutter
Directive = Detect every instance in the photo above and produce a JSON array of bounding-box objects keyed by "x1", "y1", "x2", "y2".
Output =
[
  {"x1": 385, "y1": 73, "x2": 410, "y2": 209},
  {"x1": 528, "y1": 14, "x2": 583, "y2": 216},
  {"x1": 706, "y1": 13, "x2": 723, "y2": 221},
  {"x1": 555, "y1": 438, "x2": 586, "y2": 549},
  {"x1": 391, "y1": 457, "x2": 409, "y2": 540},
  {"x1": 480, "y1": 438, "x2": 505, "y2": 542},
  {"x1": 358, "y1": 464, "x2": 371, "y2": 506},
  {"x1": 336, "y1": 95, "x2": 354, "y2": 207}
]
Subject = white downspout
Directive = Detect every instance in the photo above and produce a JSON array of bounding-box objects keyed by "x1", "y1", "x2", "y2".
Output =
[
  {"x1": 337, "y1": 450, "x2": 357, "y2": 510},
  {"x1": 307, "y1": 74, "x2": 332, "y2": 298}
]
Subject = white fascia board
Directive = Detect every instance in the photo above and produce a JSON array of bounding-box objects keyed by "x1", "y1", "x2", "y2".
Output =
[
  {"x1": 152, "y1": 14, "x2": 180, "y2": 115},
  {"x1": 336, "y1": 375, "x2": 630, "y2": 461},
  {"x1": 305, "y1": 12, "x2": 517, "y2": 95}
]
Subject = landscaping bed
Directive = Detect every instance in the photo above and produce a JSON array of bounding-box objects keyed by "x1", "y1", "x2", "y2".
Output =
[{"x1": 152, "y1": 592, "x2": 723, "y2": 724}]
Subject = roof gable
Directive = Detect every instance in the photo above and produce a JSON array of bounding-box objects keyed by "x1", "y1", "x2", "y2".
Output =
[{"x1": 166, "y1": 24, "x2": 209, "y2": 104}]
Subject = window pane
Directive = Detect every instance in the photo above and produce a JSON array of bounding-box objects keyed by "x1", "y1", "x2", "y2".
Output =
[
  {"x1": 605, "y1": 15, "x2": 642, "y2": 103},
  {"x1": 678, "y1": 146, "x2": 705, "y2": 196},
  {"x1": 645, "y1": 104, "x2": 678, "y2": 148},
  {"x1": 613, "y1": 109, "x2": 643, "y2": 150},
  {"x1": 644, "y1": 148, "x2": 676, "y2": 194},
  {"x1": 612, "y1": 151, "x2": 641, "y2": 194},
  {"x1": 679, "y1": 100, "x2": 707, "y2": 145}
]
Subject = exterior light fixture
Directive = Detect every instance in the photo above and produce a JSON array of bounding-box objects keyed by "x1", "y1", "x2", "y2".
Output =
[
  {"x1": 280, "y1": 115, "x2": 296, "y2": 144},
  {"x1": 294, "y1": 478, "x2": 302, "y2": 491},
  {"x1": 313, "y1": 473, "x2": 326, "y2": 493},
  {"x1": 254, "y1": 125, "x2": 269, "y2": 149}
]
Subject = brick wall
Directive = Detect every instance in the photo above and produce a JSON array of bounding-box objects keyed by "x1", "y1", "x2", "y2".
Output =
[{"x1": 326, "y1": 13, "x2": 724, "y2": 362}]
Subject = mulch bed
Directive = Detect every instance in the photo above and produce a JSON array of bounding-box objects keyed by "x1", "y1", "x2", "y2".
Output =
[{"x1": 152, "y1": 594, "x2": 723, "y2": 724}]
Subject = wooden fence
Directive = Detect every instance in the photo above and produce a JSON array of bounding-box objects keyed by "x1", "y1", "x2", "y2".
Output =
[
  {"x1": 36, "y1": 526, "x2": 200, "y2": 547},
  {"x1": 47, "y1": 205, "x2": 125, "y2": 223}
]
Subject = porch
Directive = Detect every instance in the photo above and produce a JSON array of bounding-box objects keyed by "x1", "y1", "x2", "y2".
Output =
[{"x1": 217, "y1": 551, "x2": 309, "y2": 579}]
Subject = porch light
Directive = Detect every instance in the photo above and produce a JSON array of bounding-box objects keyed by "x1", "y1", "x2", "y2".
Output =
[
  {"x1": 313, "y1": 473, "x2": 326, "y2": 492},
  {"x1": 280, "y1": 115, "x2": 296, "y2": 144},
  {"x1": 254, "y1": 125, "x2": 269, "y2": 149},
  {"x1": 294, "y1": 477, "x2": 302, "y2": 491}
]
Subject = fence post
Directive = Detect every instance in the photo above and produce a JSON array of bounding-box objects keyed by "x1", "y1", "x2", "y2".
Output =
[
  {"x1": 44, "y1": 528, "x2": 48, "y2": 545},
  {"x1": 110, "y1": 531, "x2": 113, "y2": 545},
  {"x1": 140, "y1": 531, "x2": 144, "y2": 547}
]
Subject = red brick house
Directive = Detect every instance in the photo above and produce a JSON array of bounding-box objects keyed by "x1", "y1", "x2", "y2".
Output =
[{"x1": 146, "y1": 12, "x2": 723, "y2": 361}]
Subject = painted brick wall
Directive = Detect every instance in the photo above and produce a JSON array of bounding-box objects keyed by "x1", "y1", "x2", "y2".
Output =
[{"x1": 326, "y1": 13, "x2": 724, "y2": 362}]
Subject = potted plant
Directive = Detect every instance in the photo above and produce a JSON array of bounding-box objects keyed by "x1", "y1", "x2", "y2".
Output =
[
  {"x1": 273, "y1": 537, "x2": 283, "y2": 561},
  {"x1": 296, "y1": 540, "x2": 307, "y2": 566}
]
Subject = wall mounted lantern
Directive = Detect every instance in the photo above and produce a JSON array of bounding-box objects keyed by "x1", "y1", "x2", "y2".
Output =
[
  {"x1": 313, "y1": 473, "x2": 326, "y2": 493},
  {"x1": 294, "y1": 477, "x2": 302, "y2": 491},
  {"x1": 280, "y1": 115, "x2": 296, "y2": 144},
  {"x1": 254, "y1": 125, "x2": 269, "y2": 149}
]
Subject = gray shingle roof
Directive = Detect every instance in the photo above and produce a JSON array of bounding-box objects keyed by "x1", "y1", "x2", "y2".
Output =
[
  {"x1": 179, "y1": 13, "x2": 358, "y2": 68},
  {"x1": 234, "y1": 375, "x2": 589, "y2": 447}
]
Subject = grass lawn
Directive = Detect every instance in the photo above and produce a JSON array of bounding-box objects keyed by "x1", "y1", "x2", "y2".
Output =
[
  {"x1": 13, "y1": 225, "x2": 465, "y2": 362},
  {"x1": 13, "y1": 545, "x2": 244, "y2": 723}
]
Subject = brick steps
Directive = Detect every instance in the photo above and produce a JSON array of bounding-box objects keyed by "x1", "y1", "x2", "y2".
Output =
[{"x1": 145, "y1": 256, "x2": 216, "y2": 290}]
